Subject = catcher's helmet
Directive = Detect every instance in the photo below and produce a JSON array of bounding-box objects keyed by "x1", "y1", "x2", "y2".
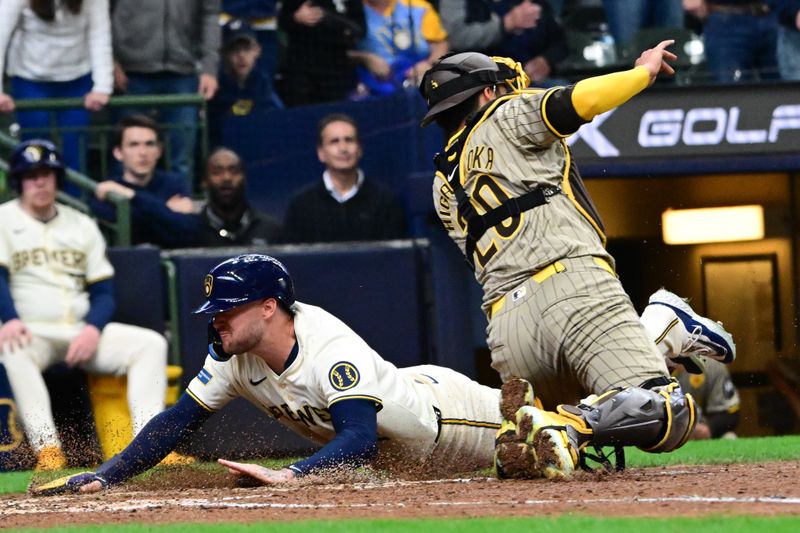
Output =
[
  {"x1": 419, "y1": 52, "x2": 529, "y2": 127},
  {"x1": 193, "y1": 254, "x2": 295, "y2": 315},
  {"x1": 8, "y1": 139, "x2": 65, "y2": 191}
]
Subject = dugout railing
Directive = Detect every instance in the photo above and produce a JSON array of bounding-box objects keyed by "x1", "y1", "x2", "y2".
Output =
[
  {"x1": 0, "y1": 93, "x2": 209, "y2": 246},
  {"x1": 10, "y1": 93, "x2": 208, "y2": 183}
]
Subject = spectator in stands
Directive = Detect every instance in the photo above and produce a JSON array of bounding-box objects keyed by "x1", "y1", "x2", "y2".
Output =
[
  {"x1": 441, "y1": 0, "x2": 542, "y2": 54},
  {"x1": 220, "y1": 1, "x2": 280, "y2": 84},
  {"x1": 209, "y1": 20, "x2": 283, "y2": 147},
  {"x1": 767, "y1": 0, "x2": 800, "y2": 80},
  {"x1": 0, "y1": 139, "x2": 168, "y2": 471},
  {"x1": 192, "y1": 147, "x2": 281, "y2": 247},
  {"x1": 350, "y1": 0, "x2": 448, "y2": 96},
  {"x1": 280, "y1": 113, "x2": 407, "y2": 243},
  {"x1": 602, "y1": 0, "x2": 684, "y2": 48},
  {"x1": 685, "y1": 0, "x2": 778, "y2": 82},
  {"x1": 111, "y1": 0, "x2": 221, "y2": 182},
  {"x1": 91, "y1": 115, "x2": 193, "y2": 247},
  {"x1": 0, "y1": 0, "x2": 113, "y2": 195},
  {"x1": 96, "y1": 114, "x2": 276, "y2": 249},
  {"x1": 277, "y1": 0, "x2": 366, "y2": 106},
  {"x1": 672, "y1": 358, "x2": 740, "y2": 439},
  {"x1": 441, "y1": 0, "x2": 568, "y2": 87}
]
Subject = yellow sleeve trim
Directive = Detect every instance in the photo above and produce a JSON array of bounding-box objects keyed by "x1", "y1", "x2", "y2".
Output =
[
  {"x1": 328, "y1": 394, "x2": 383, "y2": 408},
  {"x1": 186, "y1": 389, "x2": 216, "y2": 413},
  {"x1": 572, "y1": 66, "x2": 650, "y2": 121}
]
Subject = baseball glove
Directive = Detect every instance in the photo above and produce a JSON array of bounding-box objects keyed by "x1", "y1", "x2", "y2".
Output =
[{"x1": 29, "y1": 472, "x2": 106, "y2": 497}]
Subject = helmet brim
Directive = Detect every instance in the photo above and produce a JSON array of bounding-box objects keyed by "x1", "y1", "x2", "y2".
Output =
[
  {"x1": 420, "y1": 84, "x2": 489, "y2": 127},
  {"x1": 192, "y1": 300, "x2": 224, "y2": 314}
]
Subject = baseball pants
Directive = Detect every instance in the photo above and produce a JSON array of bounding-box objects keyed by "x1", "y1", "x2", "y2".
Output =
[
  {"x1": 487, "y1": 255, "x2": 670, "y2": 409},
  {"x1": 402, "y1": 365, "x2": 501, "y2": 472},
  {"x1": 0, "y1": 322, "x2": 167, "y2": 452}
]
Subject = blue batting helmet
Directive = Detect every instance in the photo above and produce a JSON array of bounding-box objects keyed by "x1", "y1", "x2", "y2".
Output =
[
  {"x1": 192, "y1": 254, "x2": 295, "y2": 314},
  {"x1": 8, "y1": 139, "x2": 65, "y2": 191}
]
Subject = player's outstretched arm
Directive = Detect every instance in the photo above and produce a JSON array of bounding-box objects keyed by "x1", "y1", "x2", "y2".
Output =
[
  {"x1": 29, "y1": 393, "x2": 212, "y2": 496},
  {"x1": 544, "y1": 39, "x2": 677, "y2": 137},
  {"x1": 572, "y1": 39, "x2": 676, "y2": 119},
  {"x1": 218, "y1": 398, "x2": 378, "y2": 486}
]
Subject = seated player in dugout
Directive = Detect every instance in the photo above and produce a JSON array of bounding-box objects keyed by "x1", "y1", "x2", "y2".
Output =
[
  {"x1": 0, "y1": 140, "x2": 172, "y2": 471},
  {"x1": 33, "y1": 256, "x2": 732, "y2": 495},
  {"x1": 417, "y1": 40, "x2": 737, "y2": 479}
]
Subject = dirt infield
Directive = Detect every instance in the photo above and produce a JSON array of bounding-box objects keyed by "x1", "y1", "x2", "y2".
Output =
[{"x1": 3, "y1": 461, "x2": 800, "y2": 528}]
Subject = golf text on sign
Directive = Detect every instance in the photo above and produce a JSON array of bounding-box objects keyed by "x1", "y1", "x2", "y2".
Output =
[{"x1": 567, "y1": 84, "x2": 800, "y2": 159}]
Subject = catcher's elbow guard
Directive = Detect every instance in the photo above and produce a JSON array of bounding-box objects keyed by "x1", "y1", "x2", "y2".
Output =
[{"x1": 558, "y1": 380, "x2": 697, "y2": 454}]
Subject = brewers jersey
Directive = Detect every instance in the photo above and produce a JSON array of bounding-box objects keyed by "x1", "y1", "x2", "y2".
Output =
[
  {"x1": 187, "y1": 302, "x2": 500, "y2": 471},
  {"x1": 0, "y1": 199, "x2": 167, "y2": 452},
  {"x1": 0, "y1": 199, "x2": 113, "y2": 327}
]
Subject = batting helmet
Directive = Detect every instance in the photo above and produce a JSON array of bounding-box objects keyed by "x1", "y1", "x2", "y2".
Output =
[
  {"x1": 8, "y1": 139, "x2": 65, "y2": 191},
  {"x1": 192, "y1": 254, "x2": 295, "y2": 315},
  {"x1": 419, "y1": 53, "x2": 530, "y2": 127}
]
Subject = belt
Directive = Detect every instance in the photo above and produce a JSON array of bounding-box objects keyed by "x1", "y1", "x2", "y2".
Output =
[
  {"x1": 487, "y1": 256, "x2": 615, "y2": 319},
  {"x1": 706, "y1": 2, "x2": 769, "y2": 16}
]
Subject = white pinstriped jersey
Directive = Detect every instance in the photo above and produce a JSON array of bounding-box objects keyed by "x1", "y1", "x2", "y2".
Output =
[
  {"x1": 432, "y1": 90, "x2": 612, "y2": 308},
  {"x1": 0, "y1": 199, "x2": 114, "y2": 325},
  {"x1": 187, "y1": 302, "x2": 480, "y2": 462}
]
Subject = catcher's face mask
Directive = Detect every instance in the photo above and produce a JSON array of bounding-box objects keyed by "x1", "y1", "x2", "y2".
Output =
[
  {"x1": 490, "y1": 56, "x2": 530, "y2": 94},
  {"x1": 419, "y1": 52, "x2": 530, "y2": 127}
]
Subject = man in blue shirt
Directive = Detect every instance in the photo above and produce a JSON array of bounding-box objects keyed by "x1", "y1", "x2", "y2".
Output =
[{"x1": 91, "y1": 115, "x2": 194, "y2": 247}]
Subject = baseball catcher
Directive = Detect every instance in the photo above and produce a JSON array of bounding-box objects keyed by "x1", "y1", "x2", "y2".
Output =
[{"x1": 418, "y1": 41, "x2": 736, "y2": 479}]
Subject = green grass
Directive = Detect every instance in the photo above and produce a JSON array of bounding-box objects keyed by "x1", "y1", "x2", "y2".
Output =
[
  {"x1": 2, "y1": 435, "x2": 799, "y2": 496},
  {"x1": 8, "y1": 516, "x2": 800, "y2": 533}
]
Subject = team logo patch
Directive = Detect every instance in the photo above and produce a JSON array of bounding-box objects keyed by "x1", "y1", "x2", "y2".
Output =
[
  {"x1": 197, "y1": 368, "x2": 213, "y2": 385},
  {"x1": 329, "y1": 362, "x2": 360, "y2": 391},
  {"x1": 511, "y1": 286, "x2": 527, "y2": 303},
  {"x1": 23, "y1": 145, "x2": 43, "y2": 163},
  {"x1": 204, "y1": 274, "x2": 214, "y2": 297}
]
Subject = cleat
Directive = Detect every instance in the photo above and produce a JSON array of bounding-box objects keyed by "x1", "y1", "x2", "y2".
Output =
[
  {"x1": 520, "y1": 406, "x2": 581, "y2": 480},
  {"x1": 158, "y1": 451, "x2": 196, "y2": 466},
  {"x1": 494, "y1": 441, "x2": 539, "y2": 479},
  {"x1": 499, "y1": 378, "x2": 536, "y2": 420},
  {"x1": 494, "y1": 378, "x2": 541, "y2": 478},
  {"x1": 495, "y1": 418, "x2": 520, "y2": 445},
  {"x1": 648, "y1": 289, "x2": 736, "y2": 365},
  {"x1": 35, "y1": 446, "x2": 67, "y2": 472}
]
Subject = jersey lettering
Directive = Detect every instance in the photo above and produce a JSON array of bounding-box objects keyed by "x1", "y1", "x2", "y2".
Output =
[
  {"x1": 467, "y1": 174, "x2": 524, "y2": 269},
  {"x1": 267, "y1": 403, "x2": 331, "y2": 427},
  {"x1": 11, "y1": 248, "x2": 86, "y2": 272},
  {"x1": 465, "y1": 145, "x2": 494, "y2": 171}
]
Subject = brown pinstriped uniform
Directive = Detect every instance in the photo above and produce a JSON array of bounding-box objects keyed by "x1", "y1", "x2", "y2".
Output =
[{"x1": 432, "y1": 89, "x2": 668, "y2": 408}]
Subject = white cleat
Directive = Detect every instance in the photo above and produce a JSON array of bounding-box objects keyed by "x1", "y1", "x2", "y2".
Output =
[{"x1": 648, "y1": 289, "x2": 736, "y2": 365}]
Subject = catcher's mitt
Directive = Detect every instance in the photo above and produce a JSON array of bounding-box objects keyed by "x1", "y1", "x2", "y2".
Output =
[{"x1": 29, "y1": 472, "x2": 106, "y2": 497}]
